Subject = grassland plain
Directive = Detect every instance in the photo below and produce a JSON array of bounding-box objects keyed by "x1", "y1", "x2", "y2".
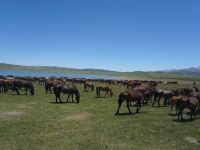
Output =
[{"x1": 0, "y1": 81, "x2": 200, "y2": 150}]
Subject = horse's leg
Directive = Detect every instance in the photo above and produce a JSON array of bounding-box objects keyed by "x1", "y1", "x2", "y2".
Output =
[
  {"x1": 67, "y1": 94, "x2": 70, "y2": 103},
  {"x1": 190, "y1": 109, "x2": 194, "y2": 120},
  {"x1": 105, "y1": 91, "x2": 107, "y2": 98},
  {"x1": 16, "y1": 88, "x2": 20, "y2": 95},
  {"x1": 59, "y1": 93, "x2": 62, "y2": 103},
  {"x1": 136, "y1": 100, "x2": 142, "y2": 113},
  {"x1": 126, "y1": 100, "x2": 132, "y2": 114},
  {"x1": 181, "y1": 109, "x2": 183, "y2": 120},
  {"x1": 164, "y1": 98, "x2": 167, "y2": 107},
  {"x1": 152, "y1": 94, "x2": 157, "y2": 107},
  {"x1": 158, "y1": 96, "x2": 161, "y2": 107},
  {"x1": 25, "y1": 87, "x2": 28, "y2": 95},
  {"x1": 72, "y1": 93, "x2": 74, "y2": 103},
  {"x1": 116, "y1": 99, "x2": 123, "y2": 114},
  {"x1": 170, "y1": 102, "x2": 174, "y2": 115}
]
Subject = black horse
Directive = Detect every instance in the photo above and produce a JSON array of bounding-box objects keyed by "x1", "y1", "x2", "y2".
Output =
[
  {"x1": 12, "y1": 80, "x2": 34, "y2": 95},
  {"x1": 53, "y1": 84, "x2": 80, "y2": 103}
]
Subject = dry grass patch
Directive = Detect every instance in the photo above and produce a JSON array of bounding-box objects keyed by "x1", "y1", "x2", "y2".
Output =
[
  {"x1": 62, "y1": 112, "x2": 91, "y2": 122},
  {"x1": 1, "y1": 111, "x2": 23, "y2": 116}
]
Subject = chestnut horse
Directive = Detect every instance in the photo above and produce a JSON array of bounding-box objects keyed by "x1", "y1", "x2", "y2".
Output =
[
  {"x1": 96, "y1": 85, "x2": 113, "y2": 98},
  {"x1": 116, "y1": 90, "x2": 143, "y2": 114}
]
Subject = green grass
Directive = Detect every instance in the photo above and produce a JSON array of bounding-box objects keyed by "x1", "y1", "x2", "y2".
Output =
[{"x1": 0, "y1": 82, "x2": 200, "y2": 150}]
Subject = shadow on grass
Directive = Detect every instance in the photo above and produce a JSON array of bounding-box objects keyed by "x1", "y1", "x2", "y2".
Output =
[
  {"x1": 151, "y1": 105, "x2": 168, "y2": 108},
  {"x1": 50, "y1": 101, "x2": 77, "y2": 104},
  {"x1": 172, "y1": 117, "x2": 200, "y2": 123},
  {"x1": 168, "y1": 113, "x2": 177, "y2": 116},
  {"x1": 115, "y1": 111, "x2": 148, "y2": 116},
  {"x1": 94, "y1": 96, "x2": 109, "y2": 99},
  {"x1": 10, "y1": 93, "x2": 33, "y2": 96}
]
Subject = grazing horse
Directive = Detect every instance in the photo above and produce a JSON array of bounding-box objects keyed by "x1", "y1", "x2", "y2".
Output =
[
  {"x1": 44, "y1": 80, "x2": 53, "y2": 94},
  {"x1": 12, "y1": 80, "x2": 34, "y2": 95},
  {"x1": 152, "y1": 90, "x2": 174, "y2": 107},
  {"x1": 84, "y1": 82, "x2": 94, "y2": 92},
  {"x1": 96, "y1": 85, "x2": 113, "y2": 98},
  {"x1": 176, "y1": 96, "x2": 199, "y2": 121},
  {"x1": 116, "y1": 91, "x2": 143, "y2": 114},
  {"x1": 53, "y1": 84, "x2": 80, "y2": 103},
  {"x1": 170, "y1": 96, "x2": 182, "y2": 115}
]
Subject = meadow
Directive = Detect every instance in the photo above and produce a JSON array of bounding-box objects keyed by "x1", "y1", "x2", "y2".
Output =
[{"x1": 0, "y1": 81, "x2": 200, "y2": 150}]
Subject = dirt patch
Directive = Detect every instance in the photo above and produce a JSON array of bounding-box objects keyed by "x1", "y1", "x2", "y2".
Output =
[
  {"x1": 185, "y1": 136, "x2": 199, "y2": 144},
  {"x1": 63, "y1": 112, "x2": 91, "y2": 121},
  {"x1": 1, "y1": 111, "x2": 23, "y2": 116}
]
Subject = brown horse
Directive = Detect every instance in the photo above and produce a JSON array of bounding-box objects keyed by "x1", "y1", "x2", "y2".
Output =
[
  {"x1": 176, "y1": 96, "x2": 199, "y2": 121},
  {"x1": 96, "y1": 85, "x2": 113, "y2": 98},
  {"x1": 84, "y1": 81, "x2": 94, "y2": 92},
  {"x1": 116, "y1": 90, "x2": 143, "y2": 114},
  {"x1": 170, "y1": 96, "x2": 182, "y2": 115},
  {"x1": 53, "y1": 84, "x2": 80, "y2": 103}
]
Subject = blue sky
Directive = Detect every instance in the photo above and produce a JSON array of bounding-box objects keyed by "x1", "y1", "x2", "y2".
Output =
[{"x1": 0, "y1": 0, "x2": 199, "y2": 72}]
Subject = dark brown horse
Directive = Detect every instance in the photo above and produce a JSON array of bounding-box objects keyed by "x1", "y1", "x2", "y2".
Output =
[
  {"x1": 44, "y1": 80, "x2": 53, "y2": 94},
  {"x1": 116, "y1": 90, "x2": 143, "y2": 114},
  {"x1": 96, "y1": 85, "x2": 113, "y2": 98},
  {"x1": 12, "y1": 80, "x2": 34, "y2": 95},
  {"x1": 53, "y1": 84, "x2": 80, "y2": 103},
  {"x1": 176, "y1": 96, "x2": 199, "y2": 121}
]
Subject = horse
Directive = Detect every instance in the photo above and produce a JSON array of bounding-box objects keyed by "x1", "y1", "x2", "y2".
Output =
[
  {"x1": 53, "y1": 84, "x2": 80, "y2": 103},
  {"x1": 170, "y1": 96, "x2": 182, "y2": 115},
  {"x1": 12, "y1": 80, "x2": 34, "y2": 95},
  {"x1": 176, "y1": 96, "x2": 199, "y2": 121},
  {"x1": 152, "y1": 90, "x2": 174, "y2": 107},
  {"x1": 44, "y1": 80, "x2": 53, "y2": 94},
  {"x1": 84, "y1": 82, "x2": 94, "y2": 92},
  {"x1": 116, "y1": 90, "x2": 143, "y2": 114},
  {"x1": 96, "y1": 85, "x2": 113, "y2": 98}
]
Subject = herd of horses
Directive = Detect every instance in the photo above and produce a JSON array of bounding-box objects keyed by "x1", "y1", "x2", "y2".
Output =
[{"x1": 0, "y1": 75, "x2": 200, "y2": 121}]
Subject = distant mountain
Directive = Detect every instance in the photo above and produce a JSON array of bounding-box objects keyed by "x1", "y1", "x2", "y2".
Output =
[
  {"x1": 164, "y1": 67, "x2": 200, "y2": 76},
  {"x1": 0, "y1": 63, "x2": 119, "y2": 75},
  {"x1": 0, "y1": 63, "x2": 200, "y2": 80}
]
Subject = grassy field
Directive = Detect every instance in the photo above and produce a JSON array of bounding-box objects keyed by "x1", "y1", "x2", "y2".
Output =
[{"x1": 0, "y1": 81, "x2": 200, "y2": 150}]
